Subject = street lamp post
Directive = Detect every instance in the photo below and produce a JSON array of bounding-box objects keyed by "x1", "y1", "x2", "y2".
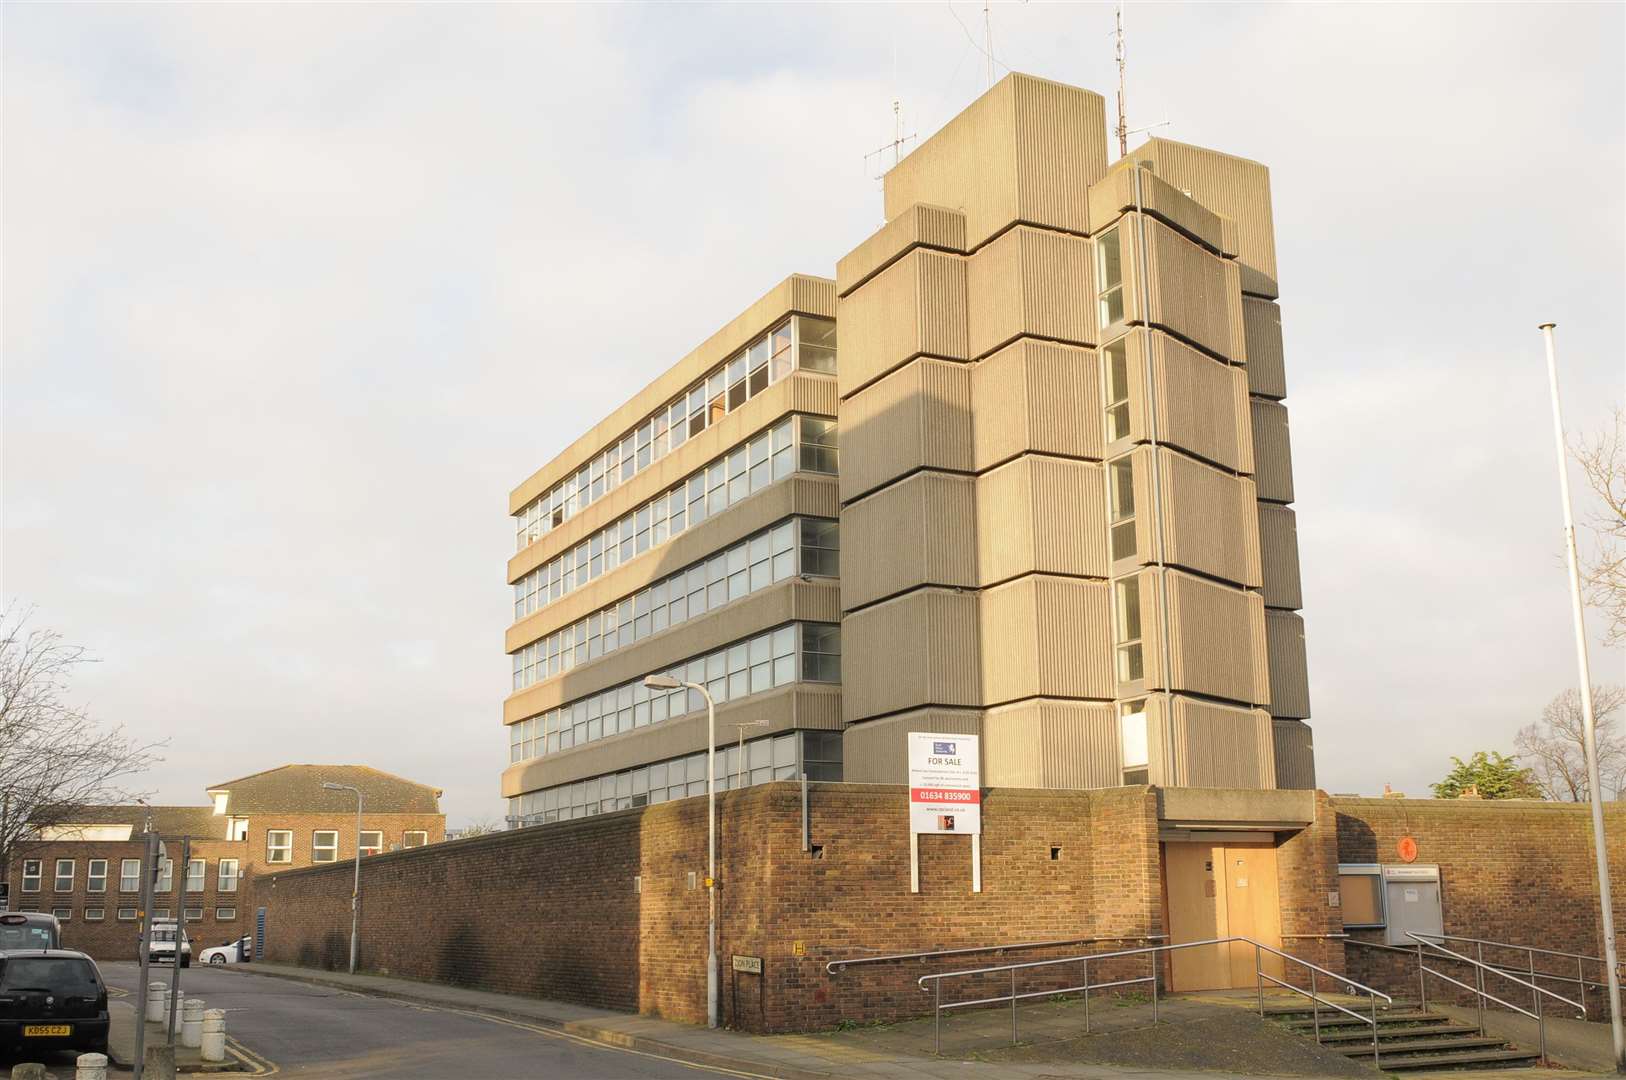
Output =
[
  {"x1": 644, "y1": 672, "x2": 718, "y2": 1029},
  {"x1": 322, "y1": 781, "x2": 364, "y2": 976}
]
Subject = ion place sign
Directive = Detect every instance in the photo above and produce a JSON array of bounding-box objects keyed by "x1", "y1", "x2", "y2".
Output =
[{"x1": 907, "y1": 732, "x2": 981, "y2": 835}]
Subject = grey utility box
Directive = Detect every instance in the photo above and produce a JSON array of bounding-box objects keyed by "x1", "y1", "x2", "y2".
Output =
[{"x1": 1382, "y1": 864, "x2": 1443, "y2": 946}]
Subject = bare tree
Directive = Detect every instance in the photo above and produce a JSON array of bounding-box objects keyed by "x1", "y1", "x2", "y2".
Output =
[
  {"x1": 1575, "y1": 408, "x2": 1626, "y2": 646},
  {"x1": 1515, "y1": 685, "x2": 1626, "y2": 801},
  {"x1": 454, "y1": 817, "x2": 502, "y2": 839},
  {"x1": 0, "y1": 608, "x2": 163, "y2": 870}
]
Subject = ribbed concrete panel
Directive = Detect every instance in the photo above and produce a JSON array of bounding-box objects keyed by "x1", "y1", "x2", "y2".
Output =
[
  {"x1": 983, "y1": 699, "x2": 1119, "y2": 789},
  {"x1": 1158, "y1": 569, "x2": 1269, "y2": 707},
  {"x1": 501, "y1": 685, "x2": 841, "y2": 797},
  {"x1": 841, "y1": 472, "x2": 976, "y2": 611},
  {"x1": 1242, "y1": 297, "x2": 1287, "y2": 400},
  {"x1": 1250, "y1": 398, "x2": 1295, "y2": 504},
  {"x1": 508, "y1": 373, "x2": 839, "y2": 583},
  {"x1": 970, "y1": 341, "x2": 1102, "y2": 471},
  {"x1": 976, "y1": 456, "x2": 1107, "y2": 585},
  {"x1": 1151, "y1": 334, "x2": 1251, "y2": 475},
  {"x1": 1272, "y1": 719, "x2": 1317, "y2": 790},
  {"x1": 1087, "y1": 162, "x2": 1225, "y2": 254},
  {"x1": 1144, "y1": 217, "x2": 1246, "y2": 364},
  {"x1": 883, "y1": 74, "x2": 1107, "y2": 252},
  {"x1": 837, "y1": 204, "x2": 968, "y2": 297},
  {"x1": 505, "y1": 580, "x2": 841, "y2": 724},
  {"x1": 1264, "y1": 609, "x2": 1311, "y2": 719},
  {"x1": 508, "y1": 476, "x2": 839, "y2": 649},
  {"x1": 1157, "y1": 449, "x2": 1263, "y2": 589},
  {"x1": 1013, "y1": 74, "x2": 1107, "y2": 238},
  {"x1": 1131, "y1": 138, "x2": 1279, "y2": 300},
  {"x1": 839, "y1": 359, "x2": 973, "y2": 502},
  {"x1": 966, "y1": 226, "x2": 1096, "y2": 361},
  {"x1": 837, "y1": 249, "x2": 968, "y2": 399},
  {"x1": 1258, "y1": 503, "x2": 1303, "y2": 611},
  {"x1": 512, "y1": 274, "x2": 836, "y2": 513},
  {"x1": 842, "y1": 588, "x2": 980, "y2": 722},
  {"x1": 1233, "y1": 366, "x2": 1256, "y2": 476},
  {"x1": 1166, "y1": 698, "x2": 1275, "y2": 790},
  {"x1": 980, "y1": 575, "x2": 1113, "y2": 705},
  {"x1": 842, "y1": 708, "x2": 982, "y2": 784}
]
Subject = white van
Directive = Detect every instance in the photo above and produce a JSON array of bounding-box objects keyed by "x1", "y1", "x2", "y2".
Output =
[{"x1": 146, "y1": 920, "x2": 191, "y2": 968}]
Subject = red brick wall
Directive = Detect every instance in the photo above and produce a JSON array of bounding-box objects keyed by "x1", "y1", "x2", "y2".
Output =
[
  {"x1": 258, "y1": 782, "x2": 1165, "y2": 1032},
  {"x1": 1333, "y1": 797, "x2": 1626, "y2": 1017}
]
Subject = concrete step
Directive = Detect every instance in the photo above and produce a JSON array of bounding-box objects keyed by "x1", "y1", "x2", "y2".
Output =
[
  {"x1": 1333, "y1": 1036, "x2": 1508, "y2": 1057},
  {"x1": 1314, "y1": 1021, "x2": 1484, "y2": 1044},
  {"x1": 1261, "y1": 999, "x2": 1419, "y2": 1017},
  {"x1": 1371, "y1": 1048, "x2": 1543, "y2": 1071},
  {"x1": 1283, "y1": 1010, "x2": 1447, "y2": 1030}
]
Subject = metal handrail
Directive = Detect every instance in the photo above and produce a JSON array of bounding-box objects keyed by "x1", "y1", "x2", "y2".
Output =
[
  {"x1": 1415, "y1": 932, "x2": 1605, "y2": 966},
  {"x1": 1347, "y1": 936, "x2": 1605, "y2": 993},
  {"x1": 914, "y1": 935, "x2": 1392, "y2": 1058},
  {"x1": 824, "y1": 934, "x2": 1165, "y2": 973},
  {"x1": 1406, "y1": 932, "x2": 1585, "y2": 1064}
]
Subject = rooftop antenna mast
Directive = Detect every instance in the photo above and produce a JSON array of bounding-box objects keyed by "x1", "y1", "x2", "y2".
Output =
[
  {"x1": 864, "y1": 99, "x2": 918, "y2": 183},
  {"x1": 1114, "y1": 3, "x2": 1129, "y2": 156},
  {"x1": 984, "y1": 2, "x2": 996, "y2": 89}
]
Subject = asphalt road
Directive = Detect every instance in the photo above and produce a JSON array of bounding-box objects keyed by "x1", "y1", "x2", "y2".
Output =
[{"x1": 96, "y1": 962, "x2": 740, "y2": 1079}]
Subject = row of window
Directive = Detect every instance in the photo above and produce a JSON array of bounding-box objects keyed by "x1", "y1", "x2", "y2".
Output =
[
  {"x1": 19, "y1": 857, "x2": 239, "y2": 895},
  {"x1": 264, "y1": 829, "x2": 429, "y2": 865},
  {"x1": 508, "y1": 622, "x2": 841, "y2": 765},
  {"x1": 515, "y1": 317, "x2": 839, "y2": 551},
  {"x1": 512, "y1": 518, "x2": 838, "y2": 691},
  {"x1": 512, "y1": 416, "x2": 838, "y2": 624},
  {"x1": 508, "y1": 730, "x2": 844, "y2": 824},
  {"x1": 17, "y1": 905, "x2": 239, "y2": 923}
]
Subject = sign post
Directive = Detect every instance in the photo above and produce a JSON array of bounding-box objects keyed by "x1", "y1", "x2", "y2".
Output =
[{"x1": 906, "y1": 733, "x2": 981, "y2": 893}]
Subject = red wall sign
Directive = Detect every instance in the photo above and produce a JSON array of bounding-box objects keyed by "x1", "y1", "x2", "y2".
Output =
[{"x1": 1397, "y1": 836, "x2": 1418, "y2": 863}]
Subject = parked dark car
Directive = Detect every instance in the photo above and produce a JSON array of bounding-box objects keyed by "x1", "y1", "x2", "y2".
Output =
[
  {"x1": 0, "y1": 913, "x2": 60, "y2": 952},
  {"x1": 0, "y1": 950, "x2": 110, "y2": 1057}
]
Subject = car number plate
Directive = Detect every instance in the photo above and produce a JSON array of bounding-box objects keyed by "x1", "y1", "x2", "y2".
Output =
[{"x1": 24, "y1": 1024, "x2": 72, "y2": 1036}]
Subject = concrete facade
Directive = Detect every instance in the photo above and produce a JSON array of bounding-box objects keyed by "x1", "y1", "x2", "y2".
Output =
[{"x1": 502, "y1": 73, "x2": 1312, "y2": 822}]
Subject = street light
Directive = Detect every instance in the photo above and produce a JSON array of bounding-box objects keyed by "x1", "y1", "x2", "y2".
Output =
[
  {"x1": 644, "y1": 671, "x2": 719, "y2": 1030},
  {"x1": 321, "y1": 781, "x2": 364, "y2": 975}
]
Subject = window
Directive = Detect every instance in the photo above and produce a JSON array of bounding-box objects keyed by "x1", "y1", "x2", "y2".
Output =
[
  {"x1": 798, "y1": 417, "x2": 838, "y2": 474},
  {"x1": 359, "y1": 832, "x2": 383, "y2": 857},
  {"x1": 1119, "y1": 699, "x2": 1149, "y2": 785},
  {"x1": 85, "y1": 907, "x2": 105, "y2": 922},
  {"x1": 312, "y1": 831, "x2": 338, "y2": 863},
  {"x1": 1104, "y1": 338, "x2": 1131, "y2": 442},
  {"x1": 54, "y1": 859, "x2": 74, "y2": 893},
  {"x1": 1114, "y1": 577, "x2": 1145, "y2": 683},
  {"x1": 117, "y1": 908, "x2": 138, "y2": 921},
  {"x1": 266, "y1": 830, "x2": 293, "y2": 864},
  {"x1": 1096, "y1": 227, "x2": 1125, "y2": 327},
  {"x1": 403, "y1": 831, "x2": 428, "y2": 848},
  {"x1": 801, "y1": 624, "x2": 841, "y2": 683},
  {"x1": 151, "y1": 907, "x2": 171, "y2": 920},
  {"x1": 120, "y1": 859, "x2": 142, "y2": 893},
  {"x1": 1338, "y1": 865, "x2": 1385, "y2": 929},
  {"x1": 802, "y1": 730, "x2": 844, "y2": 782},
  {"x1": 185, "y1": 859, "x2": 206, "y2": 893},
  {"x1": 216, "y1": 906, "x2": 237, "y2": 921},
  {"x1": 21, "y1": 860, "x2": 41, "y2": 893},
  {"x1": 1109, "y1": 456, "x2": 1137, "y2": 561},
  {"x1": 228, "y1": 818, "x2": 249, "y2": 841},
  {"x1": 87, "y1": 860, "x2": 108, "y2": 894},
  {"x1": 52, "y1": 907, "x2": 72, "y2": 921},
  {"x1": 218, "y1": 859, "x2": 239, "y2": 893},
  {"x1": 796, "y1": 315, "x2": 837, "y2": 373},
  {"x1": 184, "y1": 907, "x2": 203, "y2": 922},
  {"x1": 155, "y1": 857, "x2": 173, "y2": 893}
]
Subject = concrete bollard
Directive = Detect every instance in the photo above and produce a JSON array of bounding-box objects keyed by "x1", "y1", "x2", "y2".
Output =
[
  {"x1": 10, "y1": 1064, "x2": 48, "y2": 1080},
  {"x1": 146, "y1": 980, "x2": 168, "y2": 1023},
  {"x1": 200, "y1": 1008, "x2": 227, "y2": 1062},
  {"x1": 180, "y1": 997, "x2": 205, "y2": 1048},
  {"x1": 143, "y1": 1043, "x2": 177, "y2": 1080},
  {"x1": 76, "y1": 1052, "x2": 109, "y2": 1080}
]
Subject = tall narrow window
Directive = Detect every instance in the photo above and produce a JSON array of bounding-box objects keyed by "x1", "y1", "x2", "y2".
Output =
[
  {"x1": 1119, "y1": 699, "x2": 1150, "y2": 785},
  {"x1": 1104, "y1": 338, "x2": 1132, "y2": 442},
  {"x1": 155, "y1": 857, "x2": 173, "y2": 893},
  {"x1": 21, "y1": 860, "x2": 41, "y2": 894},
  {"x1": 266, "y1": 830, "x2": 292, "y2": 865},
  {"x1": 87, "y1": 860, "x2": 108, "y2": 894},
  {"x1": 1096, "y1": 227, "x2": 1125, "y2": 328},
  {"x1": 1108, "y1": 456, "x2": 1137, "y2": 561},
  {"x1": 312, "y1": 831, "x2": 338, "y2": 863},
  {"x1": 1114, "y1": 577, "x2": 1145, "y2": 683},
  {"x1": 218, "y1": 859, "x2": 239, "y2": 893},
  {"x1": 185, "y1": 859, "x2": 206, "y2": 893},
  {"x1": 120, "y1": 859, "x2": 142, "y2": 893},
  {"x1": 54, "y1": 859, "x2": 75, "y2": 893}
]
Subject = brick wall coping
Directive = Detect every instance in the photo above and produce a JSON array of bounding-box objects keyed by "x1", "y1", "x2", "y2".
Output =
[{"x1": 1330, "y1": 796, "x2": 1621, "y2": 817}]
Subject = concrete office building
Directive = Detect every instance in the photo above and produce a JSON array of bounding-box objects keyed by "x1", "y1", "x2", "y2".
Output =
[{"x1": 503, "y1": 72, "x2": 1312, "y2": 827}]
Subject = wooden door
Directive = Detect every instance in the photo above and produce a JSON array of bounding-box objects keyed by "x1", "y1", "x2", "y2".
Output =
[
  {"x1": 1164, "y1": 840, "x2": 1285, "y2": 991},
  {"x1": 1221, "y1": 844, "x2": 1284, "y2": 987}
]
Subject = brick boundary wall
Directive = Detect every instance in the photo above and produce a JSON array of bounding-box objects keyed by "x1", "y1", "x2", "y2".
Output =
[
  {"x1": 258, "y1": 782, "x2": 1165, "y2": 1032},
  {"x1": 1332, "y1": 797, "x2": 1626, "y2": 1020}
]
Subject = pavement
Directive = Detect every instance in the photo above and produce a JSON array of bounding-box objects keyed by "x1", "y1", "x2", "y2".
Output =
[{"x1": 1434, "y1": 1002, "x2": 1617, "y2": 1074}]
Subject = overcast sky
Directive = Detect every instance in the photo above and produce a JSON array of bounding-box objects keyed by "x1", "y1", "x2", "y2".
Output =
[{"x1": 4, "y1": 3, "x2": 1623, "y2": 826}]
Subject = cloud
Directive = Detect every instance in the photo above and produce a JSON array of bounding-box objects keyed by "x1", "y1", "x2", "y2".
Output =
[{"x1": 4, "y1": 3, "x2": 1622, "y2": 821}]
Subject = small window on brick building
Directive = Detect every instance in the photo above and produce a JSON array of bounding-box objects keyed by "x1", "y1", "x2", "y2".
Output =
[
  {"x1": 1050, "y1": 846, "x2": 1063, "y2": 861},
  {"x1": 117, "y1": 907, "x2": 138, "y2": 921},
  {"x1": 85, "y1": 907, "x2": 105, "y2": 922},
  {"x1": 53, "y1": 907, "x2": 72, "y2": 921},
  {"x1": 633, "y1": 876, "x2": 642, "y2": 894},
  {"x1": 266, "y1": 830, "x2": 292, "y2": 864},
  {"x1": 312, "y1": 831, "x2": 338, "y2": 863},
  {"x1": 184, "y1": 907, "x2": 204, "y2": 922},
  {"x1": 151, "y1": 907, "x2": 171, "y2": 920},
  {"x1": 809, "y1": 845, "x2": 825, "y2": 860},
  {"x1": 403, "y1": 831, "x2": 428, "y2": 849},
  {"x1": 1338, "y1": 864, "x2": 1385, "y2": 929},
  {"x1": 360, "y1": 832, "x2": 383, "y2": 857},
  {"x1": 216, "y1": 906, "x2": 237, "y2": 921}
]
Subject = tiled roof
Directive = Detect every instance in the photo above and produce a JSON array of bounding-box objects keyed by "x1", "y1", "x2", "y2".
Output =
[
  {"x1": 207, "y1": 765, "x2": 442, "y2": 815},
  {"x1": 52, "y1": 805, "x2": 224, "y2": 839}
]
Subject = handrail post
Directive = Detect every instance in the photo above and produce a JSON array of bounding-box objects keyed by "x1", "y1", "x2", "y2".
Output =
[
  {"x1": 1150, "y1": 949, "x2": 1159, "y2": 1024},
  {"x1": 1011, "y1": 967, "x2": 1018, "y2": 1045},
  {"x1": 1083, "y1": 957, "x2": 1091, "y2": 1034},
  {"x1": 1417, "y1": 942, "x2": 1427, "y2": 1012},
  {"x1": 1256, "y1": 942, "x2": 1264, "y2": 1016},
  {"x1": 1311, "y1": 967, "x2": 1320, "y2": 1043},
  {"x1": 1579, "y1": 955, "x2": 1589, "y2": 1018},
  {"x1": 1371, "y1": 993, "x2": 1380, "y2": 1064},
  {"x1": 933, "y1": 979, "x2": 941, "y2": 1056},
  {"x1": 1536, "y1": 970, "x2": 1547, "y2": 1065},
  {"x1": 1529, "y1": 947, "x2": 1540, "y2": 1018},
  {"x1": 1475, "y1": 941, "x2": 1486, "y2": 1033}
]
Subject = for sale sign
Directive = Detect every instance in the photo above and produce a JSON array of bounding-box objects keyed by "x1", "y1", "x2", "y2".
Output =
[{"x1": 907, "y1": 732, "x2": 981, "y2": 835}]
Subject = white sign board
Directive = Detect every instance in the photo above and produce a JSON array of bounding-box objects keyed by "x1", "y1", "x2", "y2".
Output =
[{"x1": 907, "y1": 732, "x2": 981, "y2": 835}]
